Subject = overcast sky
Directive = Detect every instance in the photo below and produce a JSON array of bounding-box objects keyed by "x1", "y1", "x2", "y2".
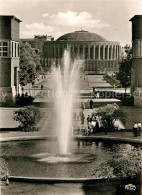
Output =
[{"x1": 0, "y1": 0, "x2": 142, "y2": 46}]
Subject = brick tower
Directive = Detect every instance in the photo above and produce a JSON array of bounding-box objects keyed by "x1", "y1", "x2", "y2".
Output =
[
  {"x1": 130, "y1": 15, "x2": 142, "y2": 107},
  {"x1": 0, "y1": 15, "x2": 21, "y2": 101}
]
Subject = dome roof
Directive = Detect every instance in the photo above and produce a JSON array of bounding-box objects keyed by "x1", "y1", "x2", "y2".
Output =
[{"x1": 56, "y1": 30, "x2": 107, "y2": 42}]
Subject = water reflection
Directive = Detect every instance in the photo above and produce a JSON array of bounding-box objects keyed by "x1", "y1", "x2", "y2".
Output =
[{"x1": 1, "y1": 140, "x2": 141, "y2": 178}]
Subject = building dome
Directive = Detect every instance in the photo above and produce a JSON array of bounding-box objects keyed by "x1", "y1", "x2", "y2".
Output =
[{"x1": 56, "y1": 30, "x2": 107, "y2": 42}]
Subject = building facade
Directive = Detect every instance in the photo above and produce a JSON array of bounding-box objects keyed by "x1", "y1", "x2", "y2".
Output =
[
  {"x1": 21, "y1": 35, "x2": 54, "y2": 66},
  {"x1": 0, "y1": 15, "x2": 21, "y2": 101},
  {"x1": 43, "y1": 30, "x2": 121, "y2": 74},
  {"x1": 21, "y1": 35, "x2": 51, "y2": 51},
  {"x1": 130, "y1": 15, "x2": 142, "y2": 107}
]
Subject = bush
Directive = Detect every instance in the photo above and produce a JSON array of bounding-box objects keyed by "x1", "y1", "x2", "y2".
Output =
[
  {"x1": 93, "y1": 148, "x2": 142, "y2": 194},
  {"x1": 95, "y1": 104, "x2": 126, "y2": 133},
  {"x1": 93, "y1": 148, "x2": 142, "y2": 181},
  {"x1": 13, "y1": 106, "x2": 40, "y2": 131},
  {"x1": 16, "y1": 93, "x2": 34, "y2": 106}
]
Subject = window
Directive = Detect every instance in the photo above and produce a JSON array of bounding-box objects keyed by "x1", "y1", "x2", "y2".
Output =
[
  {"x1": 3, "y1": 42, "x2": 8, "y2": 46},
  {"x1": 15, "y1": 43, "x2": 16, "y2": 57},
  {"x1": 0, "y1": 42, "x2": 8, "y2": 57},
  {"x1": 18, "y1": 44, "x2": 20, "y2": 56},
  {"x1": 12, "y1": 42, "x2": 13, "y2": 57}
]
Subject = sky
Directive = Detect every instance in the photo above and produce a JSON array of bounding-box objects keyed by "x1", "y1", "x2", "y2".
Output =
[{"x1": 0, "y1": 0, "x2": 142, "y2": 46}]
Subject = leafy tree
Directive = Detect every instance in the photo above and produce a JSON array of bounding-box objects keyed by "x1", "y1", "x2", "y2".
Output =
[
  {"x1": 116, "y1": 47, "x2": 132, "y2": 92},
  {"x1": 19, "y1": 42, "x2": 43, "y2": 86},
  {"x1": 13, "y1": 106, "x2": 41, "y2": 131},
  {"x1": 95, "y1": 104, "x2": 126, "y2": 134}
]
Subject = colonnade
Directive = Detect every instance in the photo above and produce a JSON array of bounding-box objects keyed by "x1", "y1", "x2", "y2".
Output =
[{"x1": 44, "y1": 43, "x2": 121, "y2": 61}]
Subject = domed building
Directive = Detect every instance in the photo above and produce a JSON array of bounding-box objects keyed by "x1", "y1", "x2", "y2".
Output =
[{"x1": 43, "y1": 30, "x2": 121, "y2": 73}]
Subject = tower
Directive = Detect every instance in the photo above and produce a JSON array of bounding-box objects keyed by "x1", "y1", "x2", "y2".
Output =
[
  {"x1": 130, "y1": 15, "x2": 142, "y2": 107},
  {"x1": 0, "y1": 15, "x2": 21, "y2": 102}
]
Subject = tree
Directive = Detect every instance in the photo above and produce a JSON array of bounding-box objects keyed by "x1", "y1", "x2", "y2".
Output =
[
  {"x1": 116, "y1": 47, "x2": 132, "y2": 92},
  {"x1": 19, "y1": 42, "x2": 43, "y2": 86},
  {"x1": 95, "y1": 104, "x2": 126, "y2": 134},
  {"x1": 13, "y1": 106, "x2": 41, "y2": 131}
]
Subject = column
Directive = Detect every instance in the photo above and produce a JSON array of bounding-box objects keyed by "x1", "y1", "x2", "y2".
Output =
[
  {"x1": 88, "y1": 45, "x2": 90, "y2": 59},
  {"x1": 107, "y1": 45, "x2": 110, "y2": 60},
  {"x1": 62, "y1": 44, "x2": 64, "y2": 58},
  {"x1": 51, "y1": 45, "x2": 53, "y2": 59},
  {"x1": 114, "y1": 45, "x2": 116, "y2": 60},
  {"x1": 115, "y1": 45, "x2": 117, "y2": 60},
  {"x1": 71, "y1": 44, "x2": 73, "y2": 58},
  {"x1": 103, "y1": 45, "x2": 105, "y2": 60},
  {"x1": 116, "y1": 45, "x2": 119, "y2": 60},
  {"x1": 119, "y1": 45, "x2": 121, "y2": 59},
  {"x1": 111, "y1": 45, "x2": 113, "y2": 60},
  {"x1": 77, "y1": 44, "x2": 80, "y2": 57},
  {"x1": 93, "y1": 45, "x2": 96, "y2": 60},
  {"x1": 54, "y1": 45, "x2": 56, "y2": 59},
  {"x1": 49, "y1": 45, "x2": 51, "y2": 59},
  {"x1": 58, "y1": 45, "x2": 60, "y2": 58},
  {"x1": 83, "y1": 44, "x2": 85, "y2": 59},
  {"x1": 98, "y1": 45, "x2": 100, "y2": 60}
]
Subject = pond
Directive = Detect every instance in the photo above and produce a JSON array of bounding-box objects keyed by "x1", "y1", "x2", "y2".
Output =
[{"x1": 1, "y1": 139, "x2": 141, "y2": 178}]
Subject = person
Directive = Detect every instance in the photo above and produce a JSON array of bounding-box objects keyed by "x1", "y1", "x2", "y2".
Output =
[
  {"x1": 92, "y1": 116, "x2": 96, "y2": 121},
  {"x1": 87, "y1": 115, "x2": 90, "y2": 125},
  {"x1": 137, "y1": 121, "x2": 141, "y2": 136},
  {"x1": 96, "y1": 120, "x2": 100, "y2": 132},
  {"x1": 41, "y1": 84, "x2": 44, "y2": 89},
  {"x1": 89, "y1": 99, "x2": 93, "y2": 109},
  {"x1": 90, "y1": 116, "x2": 93, "y2": 123},
  {"x1": 133, "y1": 122, "x2": 138, "y2": 137},
  {"x1": 91, "y1": 120, "x2": 96, "y2": 134},
  {"x1": 96, "y1": 92, "x2": 100, "y2": 99}
]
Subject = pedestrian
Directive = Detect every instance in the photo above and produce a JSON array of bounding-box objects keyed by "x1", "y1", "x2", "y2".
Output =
[
  {"x1": 137, "y1": 121, "x2": 141, "y2": 136},
  {"x1": 90, "y1": 116, "x2": 93, "y2": 123},
  {"x1": 41, "y1": 84, "x2": 44, "y2": 89},
  {"x1": 96, "y1": 120, "x2": 100, "y2": 132},
  {"x1": 91, "y1": 120, "x2": 96, "y2": 134},
  {"x1": 92, "y1": 116, "x2": 96, "y2": 121},
  {"x1": 133, "y1": 122, "x2": 138, "y2": 137},
  {"x1": 87, "y1": 115, "x2": 90, "y2": 125},
  {"x1": 96, "y1": 92, "x2": 100, "y2": 99},
  {"x1": 89, "y1": 99, "x2": 93, "y2": 109}
]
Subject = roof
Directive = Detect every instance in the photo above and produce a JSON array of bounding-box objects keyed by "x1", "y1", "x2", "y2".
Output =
[
  {"x1": 0, "y1": 15, "x2": 22, "y2": 22},
  {"x1": 56, "y1": 30, "x2": 108, "y2": 42},
  {"x1": 129, "y1": 15, "x2": 142, "y2": 21}
]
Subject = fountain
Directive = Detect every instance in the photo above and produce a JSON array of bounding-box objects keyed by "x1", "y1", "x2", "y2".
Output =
[{"x1": 52, "y1": 49, "x2": 79, "y2": 155}]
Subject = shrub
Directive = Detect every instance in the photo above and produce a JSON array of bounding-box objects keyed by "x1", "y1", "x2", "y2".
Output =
[
  {"x1": 13, "y1": 106, "x2": 40, "y2": 131},
  {"x1": 93, "y1": 147, "x2": 142, "y2": 185},
  {"x1": 16, "y1": 93, "x2": 34, "y2": 106},
  {"x1": 95, "y1": 104, "x2": 126, "y2": 133}
]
